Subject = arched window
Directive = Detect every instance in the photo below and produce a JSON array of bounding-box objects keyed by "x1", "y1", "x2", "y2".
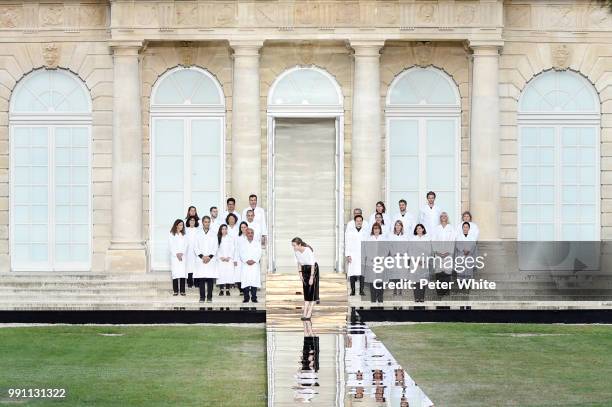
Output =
[
  {"x1": 150, "y1": 66, "x2": 225, "y2": 270},
  {"x1": 268, "y1": 66, "x2": 343, "y2": 109},
  {"x1": 385, "y1": 66, "x2": 461, "y2": 222},
  {"x1": 10, "y1": 69, "x2": 92, "y2": 270},
  {"x1": 518, "y1": 70, "x2": 600, "y2": 241}
]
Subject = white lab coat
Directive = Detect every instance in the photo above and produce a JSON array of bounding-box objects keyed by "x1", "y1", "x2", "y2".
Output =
[
  {"x1": 455, "y1": 233, "x2": 477, "y2": 279},
  {"x1": 418, "y1": 204, "x2": 442, "y2": 234},
  {"x1": 193, "y1": 229, "x2": 219, "y2": 279},
  {"x1": 221, "y1": 210, "x2": 242, "y2": 225},
  {"x1": 368, "y1": 212, "x2": 391, "y2": 230},
  {"x1": 168, "y1": 232, "x2": 187, "y2": 279},
  {"x1": 239, "y1": 238, "x2": 262, "y2": 288},
  {"x1": 345, "y1": 227, "x2": 367, "y2": 277},
  {"x1": 226, "y1": 223, "x2": 240, "y2": 239},
  {"x1": 409, "y1": 234, "x2": 432, "y2": 280},
  {"x1": 246, "y1": 221, "x2": 262, "y2": 242},
  {"x1": 241, "y1": 206, "x2": 267, "y2": 236},
  {"x1": 432, "y1": 224, "x2": 456, "y2": 275},
  {"x1": 387, "y1": 232, "x2": 408, "y2": 281},
  {"x1": 346, "y1": 219, "x2": 370, "y2": 235},
  {"x1": 184, "y1": 227, "x2": 199, "y2": 276},
  {"x1": 216, "y1": 235, "x2": 237, "y2": 284},
  {"x1": 210, "y1": 218, "x2": 223, "y2": 235},
  {"x1": 392, "y1": 212, "x2": 416, "y2": 234},
  {"x1": 456, "y1": 221, "x2": 480, "y2": 241}
]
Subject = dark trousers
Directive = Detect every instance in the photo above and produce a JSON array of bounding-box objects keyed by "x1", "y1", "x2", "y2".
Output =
[
  {"x1": 172, "y1": 278, "x2": 186, "y2": 294},
  {"x1": 435, "y1": 272, "x2": 451, "y2": 296},
  {"x1": 349, "y1": 276, "x2": 365, "y2": 294},
  {"x1": 243, "y1": 286, "x2": 258, "y2": 302},
  {"x1": 413, "y1": 287, "x2": 426, "y2": 302},
  {"x1": 369, "y1": 283, "x2": 384, "y2": 303},
  {"x1": 187, "y1": 273, "x2": 193, "y2": 287},
  {"x1": 197, "y1": 278, "x2": 215, "y2": 300}
]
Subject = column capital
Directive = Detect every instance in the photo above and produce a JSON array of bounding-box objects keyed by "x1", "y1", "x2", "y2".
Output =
[
  {"x1": 350, "y1": 40, "x2": 385, "y2": 57},
  {"x1": 468, "y1": 40, "x2": 504, "y2": 56},
  {"x1": 109, "y1": 41, "x2": 143, "y2": 56},
  {"x1": 229, "y1": 40, "x2": 264, "y2": 57}
]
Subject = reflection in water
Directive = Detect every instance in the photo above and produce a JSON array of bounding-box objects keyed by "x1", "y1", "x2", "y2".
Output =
[{"x1": 267, "y1": 318, "x2": 433, "y2": 406}]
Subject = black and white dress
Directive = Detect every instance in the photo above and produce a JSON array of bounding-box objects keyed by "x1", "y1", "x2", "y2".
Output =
[{"x1": 295, "y1": 247, "x2": 320, "y2": 302}]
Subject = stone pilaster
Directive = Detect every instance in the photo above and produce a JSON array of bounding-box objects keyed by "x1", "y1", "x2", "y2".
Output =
[
  {"x1": 106, "y1": 41, "x2": 146, "y2": 272},
  {"x1": 469, "y1": 41, "x2": 503, "y2": 240},
  {"x1": 350, "y1": 40, "x2": 384, "y2": 215}
]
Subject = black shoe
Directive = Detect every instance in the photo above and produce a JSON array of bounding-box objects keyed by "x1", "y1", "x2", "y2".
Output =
[
  {"x1": 219, "y1": 291, "x2": 224, "y2": 296},
  {"x1": 180, "y1": 292, "x2": 186, "y2": 296},
  {"x1": 225, "y1": 290, "x2": 230, "y2": 296},
  {"x1": 199, "y1": 298, "x2": 205, "y2": 303},
  {"x1": 242, "y1": 299, "x2": 249, "y2": 303},
  {"x1": 350, "y1": 290, "x2": 355, "y2": 296},
  {"x1": 173, "y1": 292, "x2": 178, "y2": 296},
  {"x1": 359, "y1": 291, "x2": 365, "y2": 296},
  {"x1": 252, "y1": 299, "x2": 258, "y2": 303},
  {"x1": 206, "y1": 298, "x2": 212, "y2": 303}
]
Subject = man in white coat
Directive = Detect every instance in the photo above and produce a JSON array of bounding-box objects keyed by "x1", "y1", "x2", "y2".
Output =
[
  {"x1": 245, "y1": 209, "x2": 262, "y2": 243},
  {"x1": 393, "y1": 199, "x2": 415, "y2": 234},
  {"x1": 209, "y1": 206, "x2": 222, "y2": 235},
  {"x1": 418, "y1": 191, "x2": 442, "y2": 235},
  {"x1": 241, "y1": 194, "x2": 267, "y2": 247},
  {"x1": 432, "y1": 212, "x2": 456, "y2": 296},
  {"x1": 221, "y1": 197, "x2": 241, "y2": 225},
  {"x1": 345, "y1": 214, "x2": 367, "y2": 296},
  {"x1": 194, "y1": 216, "x2": 219, "y2": 302},
  {"x1": 346, "y1": 208, "x2": 369, "y2": 234},
  {"x1": 239, "y1": 228, "x2": 262, "y2": 303}
]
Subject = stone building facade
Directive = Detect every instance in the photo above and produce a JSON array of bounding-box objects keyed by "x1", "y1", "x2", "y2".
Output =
[{"x1": 0, "y1": 0, "x2": 611, "y2": 274}]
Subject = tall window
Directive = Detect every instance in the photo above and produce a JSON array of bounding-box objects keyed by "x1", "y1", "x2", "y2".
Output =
[
  {"x1": 9, "y1": 69, "x2": 92, "y2": 271},
  {"x1": 385, "y1": 66, "x2": 461, "y2": 222},
  {"x1": 518, "y1": 70, "x2": 600, "y2": 241},
  {"x1": 150, "y1": 67, "x2": 225, "y2": 270}
]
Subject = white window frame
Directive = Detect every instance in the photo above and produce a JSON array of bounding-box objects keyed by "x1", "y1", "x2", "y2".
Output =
[
  {"x1": 149, "y1": 66, "x2": 225, "y2": 271},
  {"x1": 9, "y1": 69, "x2": 92, "y2": 272},
  {"x1": 385, "y1": 66, "x2": 461, "y2": 224}
]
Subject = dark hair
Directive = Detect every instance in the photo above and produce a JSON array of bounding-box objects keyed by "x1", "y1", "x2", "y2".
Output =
[
  {"x1": 227, "y1": 197, "x2": 236, "y2": 205},
  {"x1": 186, "y1": 215, "x2": 199, "y2": 228},
  {"x1": 246, "y1": 209, "x2": 254, "y2": 216},
  {"x1": 462, "y1": 211, "x2": 473, "y2": 221},
  {"x1": 238, "y1": 221, "x2": 249, "y2": 236},
  {"x1": 291, "y1": 237, "x2": 313, "y2": 251},
  {"x1": 170, "y1": 219, "x2": 185, "y2": 235},
  {"x1": 217, "y1": 224, "x2": 227, "y2": 244},
  {"x1": 375, "y1": 201, "x2": 386, "y2": 214},
  {"x1": 185, "y1": 206, "x2": 199, "y2": 221},
  {"x1": 226, "y1": 213, "x2": 238, "y2": 225},
  {"x1": 426, "y1": 191, "x2": 436, "y2": 199},
  {"x1": 210, "y1": 206, "x2": 217, "y2": 212},
  {"x1": 202, "y1": 215, "x2": 211, "y2": 222},
  {"x1": 354, "y1": 214, "x2": 363, "y2": 221},
  {"x1": 370, "y1": 223, "x2": 382, "y2": 236},
  {"x1": 375, "y1": 212, "x2": 385, "y2": 225},
  {"x1": 249, "y1": 194, "x2": 257, "y2": 200},
  {"x1": 399, "y1": 199, "x2": 407, "y2": 205},
  {"x1": 462, "y1": 221, "x2": 471, "y2": 229},
  {"x1": 413, "y1": 223, "x2": 427, "y2": 235}
]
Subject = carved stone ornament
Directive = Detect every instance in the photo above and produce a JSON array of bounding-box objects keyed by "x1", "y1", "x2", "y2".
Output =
[
  {"x1": 0, "y1": 6, "x2": 21, "y2": 28},
  {"x1": 551, "y1": 44, "x2": 571, "y2": 70},
  {"x1": 299, "y1": 42, "x2": 315, "y2": 64},
  {"x1": 42, "y1": 43, "x2": 60, "y2": 68},
  {"x1": 414, "y1": 41, "x2": 433, "y2": 67},
  {"x1": 178, "y1": 42, "x2": 196, "y2": 66}
]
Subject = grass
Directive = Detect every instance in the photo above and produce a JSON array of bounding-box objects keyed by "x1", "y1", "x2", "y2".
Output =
[
  {"x1": 373, "y1": 323, "x2": 612, "y2": 407},
  {"x1": 0, "y1": 325, "x2": 266, "y2": 407}
]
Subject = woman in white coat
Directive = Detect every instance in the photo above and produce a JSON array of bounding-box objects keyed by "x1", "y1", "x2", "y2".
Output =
[
  {"x1": 226, "y1": 213, "x2": 240, "y2": 238},
  {"x1": 387, "y1": 220, "x2": 408, "y2": 297},
  {"x1": 432, "y1": 212, "x2": 456, "y2": 296},
  {"x1": 216, "y1": 224, "x2": 237, "y2": 297},
  {"x1": 193, "y1": 216, "x2": 219, "y2": 303},
  {"x1": 184, "y1": 216, "x2": 199, "y2": 288},
  {"x1": 368, "y1": 201, "x2": 391, "y2": 228},
  {"x1": 455, "y1": 222, "x2": 478, "y2": 282},
  {"x1": 168, "y1": 219, "x2": 187, "y2": 296},
  {"x1": 410, "y1": 224, "x2": 432, "y2": 303},
  {"x1": 456, "y1": 211, "x2": 480, "y2": 241},
  {"x1": 345, "y1": 214, "x2": 367, "y2": 296}
]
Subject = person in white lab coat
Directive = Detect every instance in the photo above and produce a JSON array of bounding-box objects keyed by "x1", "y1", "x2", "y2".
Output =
[
  {"x1": 432, "y1": 212, "x2": 456, "y2": 296},
  {"x1": 455, "y1": 222, "x2": 478, "y2": 282},
  {"x1": 387, "y1": 220, "x2": 408, "y2": 297},
  {"x1": 241, "y1": 194, "x2": 267, "y2": 247},
  {"x1": 238, "y1": 228, "x2": 262, "y2": 303},
  {"x1": 410, "y1": 224, "x2": 432, "y2": 303},
  {"x1": 233, "y1": 221, "x2": 250, "y2": 294},
  {"x1": 184, "y1": 216, "x2": 199, "y2": 288},
  {"x1": 184, "y1": 205, "x2": 199, "y2": 223},
  {"x1": 292, "y1": 237, "x2": 319, "y2": 320},
  {"x1": 368, "y1": 201, "x2": 391, "y2": 229},
  {"x1": 456, "y1": 210, "x2": 480, "y2": 241},
  {"x1": 245, "y1": 209, "x2": 263, "y2": 243},
  {"x1": 363, "y1": 223, "x2": 387, "y2": 303},
  {"x1": 373, "y1": 212, "x2": 390, "y2": 237},
  {"x1": 346, "y1": 208, "x2": 369, "y2": 234},
  {"x1": 225, "y1": 213, "x2": 240, "y2": 238},
  {"x1": 216, "y1": 224, "x2": 237, "y2": 297},
  {"x1": 168, "y1": 219, "x2": 187, "y2": 296},
  {"x1": 345, "y1": 214, "x2": 367, "y2": 296},
  {"x1": 418, "y1": 191, "x2": 442, "y2": 233},
  {"x1": 392, "y1": 199, "x2": 416, "y2": 234},
  {"x1": 209, "y1": 206, "x2": 222, "y2": 235},
  {"x1": 221, "y1": 197, "x2": 242, "y2": 226},
  {"x1": 193, "y1": 216, "x2": 219, "y2": 302}
]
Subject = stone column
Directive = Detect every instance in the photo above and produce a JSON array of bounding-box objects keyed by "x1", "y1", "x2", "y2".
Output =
[
  {"x1": 106, "y1": 41, "x2": 146, "y2": 272},
  {"x1": 469, "y1": 42, "x2": 502, "y2": 240},
  {"x1": 230, "y1": 40, "x2": 263, "y2": 209},
  {"x1": 351, "y1": 41, "x2": 384, "y2": 215}
]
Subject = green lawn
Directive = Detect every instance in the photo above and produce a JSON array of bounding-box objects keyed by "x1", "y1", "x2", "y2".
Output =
[
  {"x1": 373, "y1": 323, "x2": 612, "y2": 407},
  {"x1": 0, "y1": 325, "x2": 266, "y2": 407}
]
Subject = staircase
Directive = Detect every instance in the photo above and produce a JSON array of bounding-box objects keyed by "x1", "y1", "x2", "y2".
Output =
[{"x1": 266, "y1": 272, "x2": 348, "y2": 331}]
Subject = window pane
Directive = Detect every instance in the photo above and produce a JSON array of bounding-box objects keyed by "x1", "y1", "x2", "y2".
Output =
[
  {"x1": 389, "y1": 120, "x2": 418, "y2": 155},
  {"x1": 192, "y1": 156, "x2": 220, "y2": 190},
  {"x1": 388, "y1": 67, "x2": 458, "y2": 106},
  {"x1": 270, "y1": 68, "x2": 340, "y2": 105},
  {"x1": 426, "y1": 119, "x2": 454, "y2": 155},
  {"x1": 427, "y1": 157, "x2": 454, "y2": 189},
  {"x1": 12, "y1": 70, "x2": 90, "y2": 113},
  {"x1": 390, "y1": 156, "x2": 418, "y2": 190},
  {"x1": 192, "y1": 119, "x2": 221, "y2": 154},
  {"x1": 155, "y1": 120, "x2": 184, "y2": 155}
]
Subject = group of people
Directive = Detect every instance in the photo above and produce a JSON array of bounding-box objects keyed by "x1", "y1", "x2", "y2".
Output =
[
  {"x1": 345, "y1": 191, "x2": 479, "y2": 303},
  {"x1": 167, "y1": 195, "x2": 268, "y2": 303}
]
